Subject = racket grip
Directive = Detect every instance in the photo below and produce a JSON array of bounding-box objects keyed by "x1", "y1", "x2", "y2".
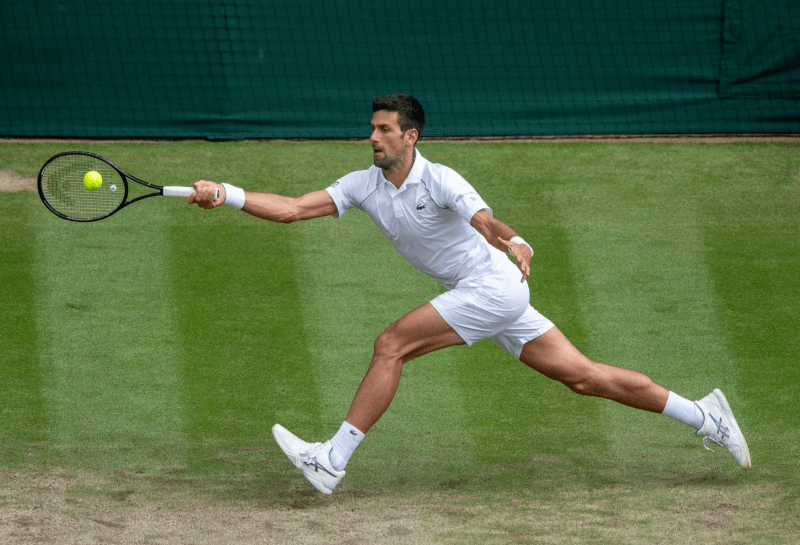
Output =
[
  {"x1": 163, "y1": 186, "x2": 195, "y2": 197},
  {"x1": 164, "y1": 186, "x2": 220, "y2": 201}
]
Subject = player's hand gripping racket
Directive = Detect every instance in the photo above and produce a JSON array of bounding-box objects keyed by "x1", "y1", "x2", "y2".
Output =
[{"x1": 38, "y1": 151, "x2": 218, "y2": 222}]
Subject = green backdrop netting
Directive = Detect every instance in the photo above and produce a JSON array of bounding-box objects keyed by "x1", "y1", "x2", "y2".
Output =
[{"x1": 2, "y1": 1, "x2": 798, "y2": 139}]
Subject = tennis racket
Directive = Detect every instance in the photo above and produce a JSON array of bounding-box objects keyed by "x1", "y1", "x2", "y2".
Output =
[{"x1": 37, "y1": 151, "x2": 217, "y2": 222}]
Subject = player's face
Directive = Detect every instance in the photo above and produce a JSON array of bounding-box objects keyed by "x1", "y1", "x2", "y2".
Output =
[{"x1": 370, "y1": 110, "x2": 413, "y2": 170}]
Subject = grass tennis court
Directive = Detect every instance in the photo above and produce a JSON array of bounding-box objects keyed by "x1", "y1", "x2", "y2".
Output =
[{"x1": 1, "y1": 140, "x2": 799, "y2": 543}]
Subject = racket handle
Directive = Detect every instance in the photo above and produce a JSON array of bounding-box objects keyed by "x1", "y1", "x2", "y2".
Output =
[
  {"x1": 163, "y1": 186, "x2": 195, "y2": 197},
  {"x1": 163, "y1": 186, "x2": 220, "y2": 201}
]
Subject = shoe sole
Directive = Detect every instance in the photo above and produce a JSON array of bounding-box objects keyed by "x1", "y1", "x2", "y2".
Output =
[{"x1": 712, "y1": 389, "x2": 751, "y2": 470}]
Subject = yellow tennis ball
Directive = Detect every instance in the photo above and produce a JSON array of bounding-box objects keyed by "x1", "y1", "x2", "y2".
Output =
[{"x1": 83, "y1": 170, "x2": 103, "y2": 190}]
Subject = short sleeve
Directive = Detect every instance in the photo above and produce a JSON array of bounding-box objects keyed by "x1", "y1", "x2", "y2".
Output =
[
  {"x1": 324, "y1": 169, "x2": 369, "y2": 219},
  {"x1": 439, "y1": 168, "x2": 493, "y2": 223}
]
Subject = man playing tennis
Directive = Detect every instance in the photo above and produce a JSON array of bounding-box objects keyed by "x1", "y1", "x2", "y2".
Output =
[{"x1": 188, "y1": 94, "x2": 750, "y2": 495}]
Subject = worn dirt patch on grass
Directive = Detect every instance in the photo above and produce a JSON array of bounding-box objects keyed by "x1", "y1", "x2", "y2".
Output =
[
  {"x1": 0, "y1": 469, "x2": 448, "y2": 545},
  {"x1": 1, "y1": 468, "x2": 796, "y2": 545},
  {"x1": 0, "y1": 170, "x2": 36, "y2": 192}
]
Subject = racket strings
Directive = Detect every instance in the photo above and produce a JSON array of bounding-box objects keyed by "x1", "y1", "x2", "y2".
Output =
[{"x1": 40, "y1": 155, "x2": 125, "y2": 220}]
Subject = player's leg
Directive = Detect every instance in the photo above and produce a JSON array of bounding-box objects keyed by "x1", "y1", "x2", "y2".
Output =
[
  {"x1": 517, "y1": 325, "x2": 750, "y2": 468},
  {"x1": 342, "y1": 250, "x2": 526, "y2": 433},
  {"x1": 518, "y1": 326, "x2": 669, "y2": 412},
  {"x1": 272, "y1": 302, "x2": 464, "y2": 494},
  {"x1": 344, "y1": 302, "x2": 465, "y2": 433}
]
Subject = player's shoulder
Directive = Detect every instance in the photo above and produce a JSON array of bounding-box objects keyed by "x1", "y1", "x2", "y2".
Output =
[
  {"x1": 337, "y1": 165, "x2": 379, "y2": 183},
  {"x1": 330, "y1": 165, "x2": 380, "y2": 192},
  {"x1": 417, "y1": 154, "x2": 460, "y2": 181},
  {"x1": 418, "y1": 157, "x2": 469, "y2": 194}
]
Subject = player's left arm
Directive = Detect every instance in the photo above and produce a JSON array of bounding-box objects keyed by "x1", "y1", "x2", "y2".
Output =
[{"x1": 470, "y1": 209, "x2": 532, "y2": 282}]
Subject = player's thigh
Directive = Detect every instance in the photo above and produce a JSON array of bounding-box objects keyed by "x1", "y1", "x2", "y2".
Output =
[
  {"x1": 376, "y1": 303, "x2": 465, "y2": 364},
  {"x1": 518, "y1": 326, "x2": 596, "y2": 385}
]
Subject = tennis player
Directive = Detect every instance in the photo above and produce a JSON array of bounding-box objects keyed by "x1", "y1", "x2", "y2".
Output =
[{"x1": 188, "y1": 94, "x2": 750, "y2": 495}]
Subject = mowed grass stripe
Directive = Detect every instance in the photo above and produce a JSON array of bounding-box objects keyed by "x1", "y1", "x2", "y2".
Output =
[
  {"x1": 0, "y1": 192, "x2": 48, "y2": 465},
  {"x1": 164, "y1": 144, "x2": 329, "y2": 485},
  {"x1": 550, "y1": 144, "x2": 742, "y2": 474},
  {"x1": 169, "y1": 219, "x2": 323, "y2": 476},
  {"x1": 425, "y1": 143, "x2": 612, "y2": 485},
  {"x1": 32, "y1": 202, "x2": 187, "y2": 472},
  {"x1": 699, "y1": 143, "x2": 800, "y2": 476}
]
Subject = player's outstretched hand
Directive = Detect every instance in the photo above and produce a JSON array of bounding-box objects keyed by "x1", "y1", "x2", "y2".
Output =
[
  {"x1": 498, "y1": 237, "x2": 531, "y2": 282},
  {"x1": 188, "y1": 180, "x2": 225, "y2": 209}
]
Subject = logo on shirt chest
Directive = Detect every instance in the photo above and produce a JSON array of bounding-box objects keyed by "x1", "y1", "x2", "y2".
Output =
[{"x1": 416, "y1": 203, "x2": 427, "y2": 210}]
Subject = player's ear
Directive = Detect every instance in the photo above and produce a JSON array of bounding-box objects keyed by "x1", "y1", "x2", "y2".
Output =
[{"x1": 405, "y1": 128, "x2": 419, "y2": 146}]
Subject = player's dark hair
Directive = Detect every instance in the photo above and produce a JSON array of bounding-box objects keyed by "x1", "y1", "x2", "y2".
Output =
[{"x1": 372, "y1": 94, "x2": 426, "y2": 136}]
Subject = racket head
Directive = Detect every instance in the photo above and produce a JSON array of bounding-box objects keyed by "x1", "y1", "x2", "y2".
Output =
[{"x1": 38, "y1": 152, "x2": 129, "y2": 222}]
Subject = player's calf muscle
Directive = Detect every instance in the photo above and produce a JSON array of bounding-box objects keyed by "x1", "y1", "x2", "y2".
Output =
[{"x1": 564, "y1": 362, "x2": 667, "y2": 412}]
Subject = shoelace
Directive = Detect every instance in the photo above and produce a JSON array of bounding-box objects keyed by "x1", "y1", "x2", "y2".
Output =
[
  {"x1": 301, "y1": 445, "x2": 337, "y2": 476},
  {"x1": 301, "y1": 447, "x2": 320, "y2": 465},
  {"x1": 702, "y1": 436, "x2": 723, "y2": 452}
]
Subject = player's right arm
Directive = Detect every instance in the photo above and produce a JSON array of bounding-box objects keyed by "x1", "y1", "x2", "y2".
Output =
[
  {"x1": 189, "y1": 181, "x2": 337, "y2": 223},
  {"x1": 240, "y1": 189, "x2": 337, "y2": 223}
]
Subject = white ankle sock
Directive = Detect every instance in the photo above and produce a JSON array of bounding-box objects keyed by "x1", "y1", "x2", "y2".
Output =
[
  {"x1": 662, "y1": 391, "x2": 705, "y2": 430},
  {"x1": 328, "y1": 421, "x2": 365, "y2": 472}
]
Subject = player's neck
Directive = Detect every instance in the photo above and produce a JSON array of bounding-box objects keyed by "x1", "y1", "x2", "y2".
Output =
[{"x1": 383, "y1": 148, "x2": 416, "y2": 189}]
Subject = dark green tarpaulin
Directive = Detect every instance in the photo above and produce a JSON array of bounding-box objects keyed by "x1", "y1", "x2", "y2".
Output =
[
  {"x1": 2, "y1": 1, "x2": 797, "y2": 139},
  {"x1": 720, "y1": 0, "x2": 800, "y2": 99}
]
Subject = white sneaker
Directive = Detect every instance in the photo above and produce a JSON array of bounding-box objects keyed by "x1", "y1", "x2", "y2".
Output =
[
  {"x1": 272, "y1": 424, "x2": 344, "y2": 495},
  {"x1": 695, "y1": 389, "x2": 751, "y2": 470}
]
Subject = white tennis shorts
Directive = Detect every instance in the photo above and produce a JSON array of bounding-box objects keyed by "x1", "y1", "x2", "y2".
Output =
[{"x1": 430, "y1": 252, "x2": 555, "y2": 359}]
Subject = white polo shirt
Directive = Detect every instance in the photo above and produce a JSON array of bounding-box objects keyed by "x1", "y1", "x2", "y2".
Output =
[{"x1": 325, "y1": 150, "x2": 502, "y2": 290}]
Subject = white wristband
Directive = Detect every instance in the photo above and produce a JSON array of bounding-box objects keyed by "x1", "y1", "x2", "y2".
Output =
[
  {"x1": 221, "y1": 183, "x2": 246, "y2": 209},
  {"x1": 509, "y1": 236, "x2": 533, "y2": 256}
]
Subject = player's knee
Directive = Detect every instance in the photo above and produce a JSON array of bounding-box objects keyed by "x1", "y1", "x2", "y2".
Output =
[
  {"x1": 372, "y1": 331, "x2": 403, "y2": 367},
  {"x1": 562, "y1": 364, "x2": 603, "y2": 397},
  {"x1": 567, "y1": 378, "x2": 596, "y2": 396}
]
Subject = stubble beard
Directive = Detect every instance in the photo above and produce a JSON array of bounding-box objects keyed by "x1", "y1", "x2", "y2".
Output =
[{"x1": 373, "y1": 148, "x2": 406, "y2": 172}]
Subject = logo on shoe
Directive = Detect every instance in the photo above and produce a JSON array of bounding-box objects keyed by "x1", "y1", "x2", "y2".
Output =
[
  {"x1": 711, "y1": 414, "x2": 730, "y2": 439},
  {"x1": 303, "y1": 457, "x2": 337, "y2": 477}
]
